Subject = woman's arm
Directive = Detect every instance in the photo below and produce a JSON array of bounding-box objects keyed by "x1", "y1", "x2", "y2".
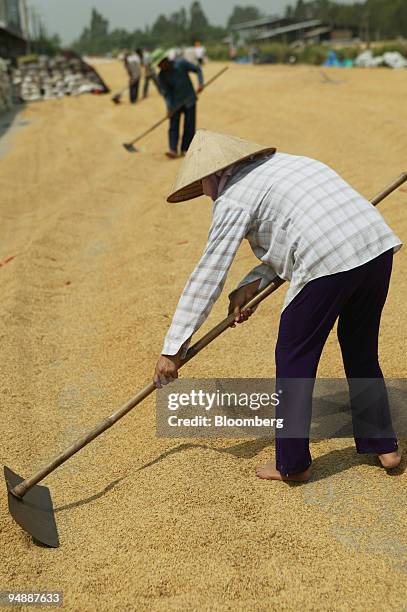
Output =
[
  {"x1": 161, "y1": 204, "x2": 251, "y2": 358},
  {"x1": 154, "y1": 204, "x2": 251, "y2": 387}
]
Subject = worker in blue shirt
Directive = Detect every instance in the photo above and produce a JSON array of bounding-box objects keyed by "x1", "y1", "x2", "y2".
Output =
[{"x1": 156, "y1": 50, "x2": 204, "y2": 158}]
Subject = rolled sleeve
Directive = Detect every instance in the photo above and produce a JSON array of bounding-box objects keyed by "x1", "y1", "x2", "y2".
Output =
[{"x1": 234, "y1": 263, "x2": 279, "y2": 295}]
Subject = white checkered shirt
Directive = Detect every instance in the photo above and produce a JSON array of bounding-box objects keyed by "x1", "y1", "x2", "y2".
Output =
[{"x1": 162, "y1": 153, "x2": 402, "y2": 356}]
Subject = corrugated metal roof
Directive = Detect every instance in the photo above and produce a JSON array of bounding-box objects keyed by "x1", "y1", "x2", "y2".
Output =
[
  {"x1": 303, "y1": 26, "x2": 333, "y2": 38},
  {"x1": 0, "y1": 24, "x2": 26, "y2": 41},
  {"x1": 230, "y1": 15, "x2": 285, "y2": 31},
  {"x1": 0, "y1": 0, "x2": 25, "y2": 40},
  {"x1": 254, "y1": 20, "x2": 323, "y2": 41}
]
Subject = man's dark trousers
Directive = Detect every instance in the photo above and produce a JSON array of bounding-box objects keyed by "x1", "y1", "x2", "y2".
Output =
[
  {"x1": 169, "y1": 104, "x2": 196, "y2": 153},
  {"x1": 275, "y1": 249, "x2": 398, "y2": 476},
  {"x1": 129, "y1": 78, "x2": 140, "y2": 104}
]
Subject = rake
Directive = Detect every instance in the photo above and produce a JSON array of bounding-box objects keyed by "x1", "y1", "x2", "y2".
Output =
[
  {"x1": 111, "y1": 86, "x2": 128, "y2": 105},
  {"x1": 4, "y1": 171, "x2": 406, "y2": 548},
  {"x1": 122, "y1": 66, "x2": 229, "y2": 153}
]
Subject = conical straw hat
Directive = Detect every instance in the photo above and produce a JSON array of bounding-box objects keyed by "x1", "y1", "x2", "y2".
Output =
[{"x1": 167, "y1": 129, "x2": 276, "y2": 203}]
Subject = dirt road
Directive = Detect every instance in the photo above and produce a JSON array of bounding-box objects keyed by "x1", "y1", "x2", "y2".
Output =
[{"x1": 0, "y1": 61, "x2": 406, "y2": 610}]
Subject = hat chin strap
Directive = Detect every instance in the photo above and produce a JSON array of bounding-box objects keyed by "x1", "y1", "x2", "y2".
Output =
[
  {"x1": 202, "y1": 175, "x2": 220, "y2": 200},
  {"x1": 202, "y1": 165, "x2": 237, "y2": 201}
]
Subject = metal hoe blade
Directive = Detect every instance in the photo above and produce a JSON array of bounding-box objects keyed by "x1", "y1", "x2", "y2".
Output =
[
  {"x1": 122, "y1": 142, "x2": 138, "y2": 153},
  {"x1": 4, "y1": 466, "x2": 59, "y2": 548}
]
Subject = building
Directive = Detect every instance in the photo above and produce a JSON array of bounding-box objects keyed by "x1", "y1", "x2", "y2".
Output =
[
  {"x1": 230, "y1": 15, "x2": 358, "y2": 47},
  {"x1": 230, "y1": 15, "x2": 292, "y2": 45},
  {"x1": 0, "y1": 0, "x2": 27, "y2": 59},
  {"x1": 252, "y1": 19, "x2": 324, "y2": 45}
]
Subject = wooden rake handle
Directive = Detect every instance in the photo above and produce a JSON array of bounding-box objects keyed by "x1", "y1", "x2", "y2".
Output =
[
  {"x1": 371, "y1": 172, "x2": 407, "y2": 206},
  {"x1": 10, "y1": 171, "x2": 406, "y2": 499}
]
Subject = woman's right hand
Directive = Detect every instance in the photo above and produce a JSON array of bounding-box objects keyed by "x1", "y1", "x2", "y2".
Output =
[{"x1": 228, "y1": 279, "x2": 261, "y2": 327}]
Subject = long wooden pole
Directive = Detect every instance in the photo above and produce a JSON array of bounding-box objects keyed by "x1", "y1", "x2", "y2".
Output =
[
  {"x1": 10, "y1": 172, "x2": 406, "y2": 499},
  {"x1": 371, "y1": 172, "x2": 407, "y2": 206}
]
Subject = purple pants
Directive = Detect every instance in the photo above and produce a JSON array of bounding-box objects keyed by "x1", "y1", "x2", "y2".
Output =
[{"x1": 275, "y1": 249, "x2": 398, "y2": 476}]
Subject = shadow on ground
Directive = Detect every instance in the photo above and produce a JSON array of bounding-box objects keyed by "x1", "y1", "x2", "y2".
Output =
[{"x1": 54, "y1": 439, "x2": 405, "y2": 512}]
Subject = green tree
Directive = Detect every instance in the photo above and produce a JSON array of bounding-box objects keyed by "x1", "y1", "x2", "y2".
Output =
[
  {"x1": 227, "y1": 6, "x2": 263, "y2": 27},
  {"x1": 189, "y1": 1, "x2": 209, "y2": 40},
  {"x1": 32, "y1": 31, "x2": 61, "y2": 55},
  {"x1": 169, "y1": 8, "x2": 188, "y2": 45},
  {"x1": 365, "y1": 0, "x2": 407, "y2": 39},
  {"x1": 293, "y1": 0, "x2": 309, "y2": 20},
  {"x1": 89, "y1": 8, "x2": 109, "y2": 39},
  {"x1": 74, "y1": 8, "x2": 110, "y2": 54},
  {"x1": 151, "y1": 14, "x2": 171, "y2": 41},
  {"x1": 170, "y1": 7, "x2": 188, "y2": 32},
  {"x1": 109, "y1": 28, "x2": 133, "y2": 51}
]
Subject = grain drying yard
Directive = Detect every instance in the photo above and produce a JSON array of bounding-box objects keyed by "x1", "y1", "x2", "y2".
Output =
[{"x1": 0, "y1": 60, "x2": 406, "y2": 610}]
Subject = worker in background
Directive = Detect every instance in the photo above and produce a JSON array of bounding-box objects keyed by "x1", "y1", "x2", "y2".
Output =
[
  {"x1": 194, "y1": 41, "x2": 206, "y2": 65},
  {"x1": 154, "y1": 49, "x2": 204, "y2": 159},
  {"x1": 124, "y1": 50, "x2": 142, "y2": 104},
  {"x1": 143, "y1": 49, "x2": 162, "y2": 98}
]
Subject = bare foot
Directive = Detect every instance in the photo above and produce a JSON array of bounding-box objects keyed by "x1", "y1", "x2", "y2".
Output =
[
  {"x1": 256, "y1": 460, "x2": 311, "y2": 482},
  {"x1": 378, "y1": 451, "x2": 401, "y2": 469}
]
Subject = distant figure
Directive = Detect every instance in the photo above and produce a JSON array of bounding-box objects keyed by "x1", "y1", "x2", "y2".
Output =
[
  {"x1": 124, "y1": 50, "x2": 141, "y2": 104},
  {"x1": 229, "y1": 46, "x2": 238, "y2": 61},
  {"x1": 250, "y1": 46, "x2": 260, "y2": 64},
  {"x1": 194, "y1": 41, "x2": 206, "y2": 66},
  {"x1": 155, "y1": 49, "x2": 204, "y2": 159},
  {"x1": 143, "y1": 50, "x2": 162, "y2": 98}
]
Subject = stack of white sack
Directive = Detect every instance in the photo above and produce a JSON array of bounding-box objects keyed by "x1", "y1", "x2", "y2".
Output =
[{"x1": 355, "y1": 49, "x2": 407, "y2": 69}]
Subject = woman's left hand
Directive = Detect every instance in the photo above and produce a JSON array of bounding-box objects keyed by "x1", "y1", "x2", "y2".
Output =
[{"x1": 154, "y1": 354, "x2": 181, "y2": 388}]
